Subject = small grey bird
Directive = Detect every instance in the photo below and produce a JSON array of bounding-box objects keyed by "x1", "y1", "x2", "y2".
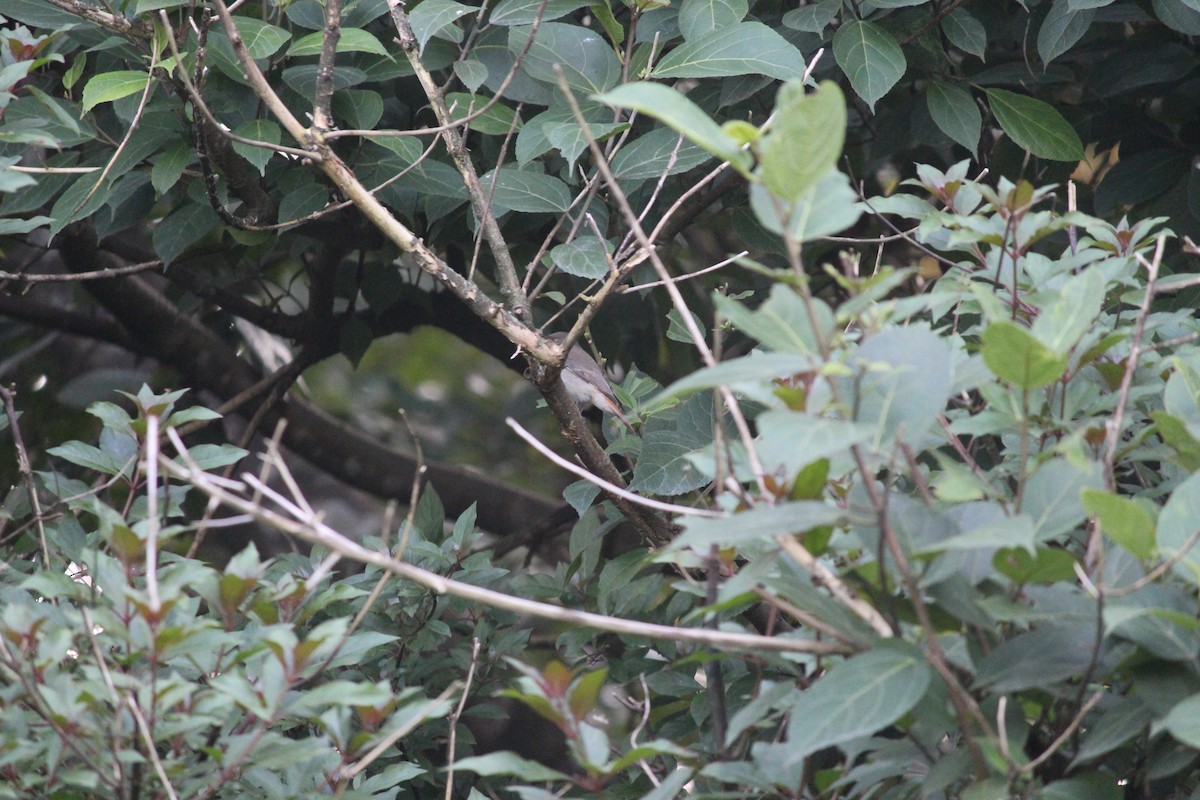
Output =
[{"x1": 549, "y1": 332, "x2": 634, "y2": 431}]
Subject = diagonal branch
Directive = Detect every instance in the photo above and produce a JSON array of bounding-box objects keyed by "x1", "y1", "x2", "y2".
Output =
[{"x1": 386, "y1": 0, "x2": 527, "y2": 321}]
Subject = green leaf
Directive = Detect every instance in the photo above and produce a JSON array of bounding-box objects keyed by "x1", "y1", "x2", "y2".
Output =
[
  {"x1": 781, "y1": 0, "x2": 838, "y2": 33},
  {"x1": 479, "y1": 167, "x2": 571, "y2": 212},
  {"x1": 1037, "y1": 3, "x2": 1095, "y2": 65},
  {"x1": 629, "y1": 431, "x2": 710, "y2": 497},
  {"x1": 231, "y1": 119, "x2": 281, "y2": 176},
  {"x1": 1022, "y1": 457, "x2": 1100, "y2": 542},
  {"x1": 975, "y1": 623, "x2": 1097, "y2": 692},
  {"x1": 1041, "y1": 775, "x2": 1123, "y2": 800},
  {"x1": 332, "y1": 88, "x2": 384, "y2": 129},
  {"x1": 445, "y1": 92, "x2": 524, "y2": 135},
  {"x1": 674, "y1": 502, "x2": 845, "y2": 549},
  {"x1": 1153, "y1": 0, "x2": 1200, "y2": 35},
  {"x1": 594, "y1": 82, "x2": 751, "y2": 174},
  {"x1": 231, "y1": 18, "x2": 291, "y2": 59},
  {"x1": 81, "y1": 70, "x2": 149, "y2": 113},
  {"x1": 926, "y1": 81, "x2": 981, "y2": 152},
  {"x1": 1081, "y1": 489, "x2": 1155, "y2": 558},
  {"x1": 677, "y1": 0, "x2": 748, "y2": 41},
  {"x1": 287, "y1": 27, "x2": 392, "y2": 57},
  {"x1": 453, "y1": 752, "x2": 572, "y2": 781},
  {"x1": 652, "y1": 22, "x2": 808, "y2": 81},
  {"x1": 153, "y1": 203, "x2": 219, "y2": 266},
  {"x1": 985, "y1": 88, "x2": 1083, "y2": 161},
  {"x1": 454, "y1": 59, "x2": 488, "y2": 92},
  {"x1": 544, "y1": 119, "x2": 625, "y2": 169},
  {"x1": 713, "y1": 283, "x2": 833, "y2": 354},
  {"x1": 182, "y1": 444, "x2": 249, "y2": 471},
  {"x1": 550, "y1": 235, "x2": 611, "y2": 279},
  {"x1": 994, "y1": 546, "x2": 1078, "y2": 584},
  {"x1": 509, "y1": 22, "x2": 621, "y2": 94},
  {"x1": 749, "y1": 169, "x2": 862, "y2": 242},
  {"x1": 981, "y1": 320, "x2": 1067, "y2": 388},
  {"x1": 489, "y1": 0, "x2": 588, "y2": 25},
  {"x1": 47, "y1": 441, "x2": 129, "y2": 476},
  {"x1": 1071, "y1": 695, "x2": 1153, "y2": 766},
  {"x1": 610, "y1": 128, "x2": 712, "y2": 182},
  {"x1": 832, "y1": 20, "x2": 906, "y2": 111},
  {"x1": 942, "y1": 8, "x2": 987, "y2": 59},
  {"x1": 758, "y1": 80, "x2": 846, "y2": 202},
  {"x1": 654, "y1": 352, "x2": 819, "y2": 402},
  {"x1": 407, "y1": 0, "x2": 478, "y2": 52},
  {"x1": 843, "y1": 325, "x2": 953, "y2": 448},
  {"x1": 1030, "y1": 267, "x2": 1105, "y2": 353},
  {"x1": 1163, "y1": 693, "x2": 1200, "y2": 748},
  {"x1": 1157, "y1": 471, "x2": 1200, "y2": 586},
  {"x1": 150, "y1": 142, "x2": 191, "y2": 195},
  {"x1": 783, "y1": 646, "x2": 932, "y2": 762}
]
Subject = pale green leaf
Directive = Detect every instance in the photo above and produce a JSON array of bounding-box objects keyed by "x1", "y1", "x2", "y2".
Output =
[
  {"x1": 1157, "y1": 471, "x2": 1200, "y2": 586},
  {"x1": 81, "y1": 70, "x2": 149, "y2": 113},
  {"x1": 758, "y1": 80, "x2": 846, "y2": 202},
  {"x1": 287, "y1": 27, "x2": 392, "y2": 57},
  {"x1": 594, "y1": 82, "x2": 751, "y2": 174},
  {"x1": 981, "y1": 319, "x2": 1067, "y2": 388},
  {"x1": 749, "y1": 169, "x2": 862, "y2": 242}
]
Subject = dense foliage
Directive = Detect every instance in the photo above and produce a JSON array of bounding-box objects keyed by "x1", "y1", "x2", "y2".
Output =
[{"x1": 3, "y1": 0, "x2": 1200, "y2": 798}]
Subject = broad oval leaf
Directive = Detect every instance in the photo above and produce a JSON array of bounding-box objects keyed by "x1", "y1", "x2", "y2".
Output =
[
  {"x1": 610, "y1": 128, "x2": 713, "y2": 182},
  {"x1": 509, "y1": 22, "x2": 622, "y2": 94},
  {"x1": 479, "y1": 167, "x2": 571, "y2": 212},
  {"x1": 652, "y1": 22, "x2": 808, "y2": 81},
  {"x1": 942, "y1": 8, "x2": 987, "y2": 59},
  {"x1": 1157, "y1": 471, "x2": 1200, "y2": 586},
  {"x1": 981, "y1": 319, "x2": 1067, "y2": 388},
  {"x1": 231, "y1": 119, "x2": 281, "y2": 176},
  {"x1": 408, "y1": 0, "x2": 478, "y2": 52},
  {"x1": 926, "y1": 81, "x2": 981, "y2": 152},
  {"x1": 783, "y1": 646, "x2": 932, "y2": 762},
  {"x1": 231, "y1": 18, "x2": 291, "y2": 59},
  {"x1": 594, "y1": 82, "x2": 751, "y2": 174},
  {"x1": 1037, "y1": 4, "x2": 1095, "y2": 65},
  {"x1": 1163, "y1": 693, "x2": 1200, "y2": 748},
  {"x1": 832, "y1": 20, "x2": 906, "y2": 111},
  {"x1": 81, "y1": 71, "x2": 149, "y2": 113},
  {"x1": 749, "y1": 169, "x2": 862, "y2": 242},
  {"x1": 1153, "y1": 0, "x2": 1200, "y2": 34},
  {"x1": 758, "y1": 80, "x2": 846, "y2": 202},
  {"x1": 489, "y1": 0, "x2": 588, "y2": 25},
  {"x1": 985, "y1": 88, "x2": 1083, "y2": 161},
  {"x1": 287, "y1": 27, "x2": 392, "y2": 58},
  {"x1": 678, "y1": 0, "x2": 748, "y2": 41},
  {"x1": 549, "y1": 235, "x2": 611, "y2": 279}
]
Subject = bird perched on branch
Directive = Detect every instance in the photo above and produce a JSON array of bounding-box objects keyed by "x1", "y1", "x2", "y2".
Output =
[{"x1": 549, "y1": 332, "x2": 635, "y2": 432}]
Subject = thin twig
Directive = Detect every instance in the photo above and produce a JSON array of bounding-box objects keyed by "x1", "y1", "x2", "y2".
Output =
[
  {"x1": 506, "y1": 417, "x2": 721, "y2": 518},
  {"x1": 162, "y1": 432, "x2": 852, "y2": 655}
]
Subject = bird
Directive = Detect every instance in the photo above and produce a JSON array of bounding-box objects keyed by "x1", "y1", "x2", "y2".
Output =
[{"x1": 549, "y1": 332, "x2": 635, "y2": 432}]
